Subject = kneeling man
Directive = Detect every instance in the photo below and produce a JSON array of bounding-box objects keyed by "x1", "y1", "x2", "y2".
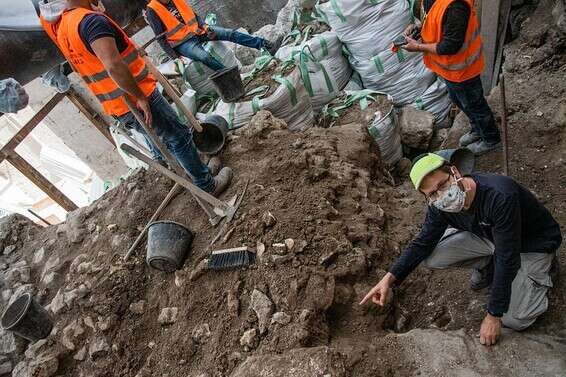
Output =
[{"x1": 361, "y1": 153, "x2": 561, "y2": 346}]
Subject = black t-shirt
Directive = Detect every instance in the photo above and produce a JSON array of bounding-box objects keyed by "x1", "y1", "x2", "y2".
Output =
[
  {"x1": 166, "y1": 2, "x2": 184, "y2": 23},
  {"x1": 78, "y1": 14, "x2": 128, "y2": 55},
  {"x1": 423, "y1": 0, "x2": 471, "y2": 55}
]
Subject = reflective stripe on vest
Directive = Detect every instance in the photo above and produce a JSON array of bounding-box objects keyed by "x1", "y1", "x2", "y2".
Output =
[
  {"x1": 81, "y1": 50, "x2": 139, "y2": 84},
  {"x1": 429, "y1": 44, "x2": 482, "y2": 71},
  {"x1": 94, "y1": 66, "x2": 150, "y2": 101}
]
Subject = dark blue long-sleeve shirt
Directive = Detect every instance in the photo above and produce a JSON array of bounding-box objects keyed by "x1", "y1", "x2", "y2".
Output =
[{"x1": 389, "y1": 173, "x2": 562, "y2": 316}]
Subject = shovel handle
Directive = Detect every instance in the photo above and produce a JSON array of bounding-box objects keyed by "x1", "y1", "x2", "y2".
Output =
[{"x1": 139, "y1": 54, "x2": 204, "y2": 133}]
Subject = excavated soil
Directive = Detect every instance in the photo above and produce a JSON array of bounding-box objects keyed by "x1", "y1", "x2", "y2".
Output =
[
  {"x1": 318, "y1": 94, "x2": 393, "y2": 128},
  {"x1": 1, "y1": 1, "x2": 565, "y2": 376}
]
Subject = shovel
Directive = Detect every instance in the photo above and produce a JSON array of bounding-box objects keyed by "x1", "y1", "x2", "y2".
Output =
[{"x1": 136, "y1": 35, "x2": 228, "y2": 155}]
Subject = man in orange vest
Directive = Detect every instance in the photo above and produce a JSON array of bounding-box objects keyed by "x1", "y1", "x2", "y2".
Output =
[
  {"x1": 401, "y1": 0, "x2": 502, "y2": 156},
  {"x1": 145, "y1": 0, "x2": 278, "y2": 70},
  {"x1": 38, "y1": 0, "x2": 232, "y2": 196}
]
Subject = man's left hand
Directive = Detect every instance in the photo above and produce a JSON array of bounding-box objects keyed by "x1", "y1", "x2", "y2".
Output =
[
  {"x1": 207, "y1": 27, "x2": 217, "y2": 40},
  {"x1": 479, "y1": 314, "x2": 502, "y2": 346},
  {"x1": 401, "y1": 37, "x2": 421, "y2": 52}
]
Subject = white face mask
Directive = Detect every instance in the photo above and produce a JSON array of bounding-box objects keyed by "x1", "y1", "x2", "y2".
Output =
[
  {"x1": 91, "y1": 0, "x2": 106, "y2": 13},
  {"x1": 432, "y1": 176, "x2": 467, "y2": 213},
  {"x1": 39, "y1": 0, "x2": 69, "y2": 23}
]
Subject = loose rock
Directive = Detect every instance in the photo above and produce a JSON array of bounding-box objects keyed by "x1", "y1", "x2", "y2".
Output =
[
  {"x1": 399, "y1": 106, "x2": 435, "y2": 149},
  {"x1": 250, "y1": 289, "x2": 274, "y2": 334},
  {"x1": 129, "y1": 300, "x2": 147, "y2": 315},
  {"x1": 239, "y1": 328, "x2": 258, "y2": 350},
  {"x1": 192, "y1": 323, "x2": 211, "y2": 344},
  {"x1": 89, "y1": 337, "x2": 110, "y2": 359},
  {"x1": 271, "y1": 312, "x2": 291, "y2": 326},
  {"x1": 158, "y1": 307, "x2": 179, "y2": 325}
]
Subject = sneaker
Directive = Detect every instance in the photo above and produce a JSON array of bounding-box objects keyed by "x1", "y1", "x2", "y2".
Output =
[
  {"x1": 459, "y1": 131, "x2": 481, "y2": 147},
  {"x1": 470, "y1": 258, "x2": 494, "y2": 291},
  {"x1": 466, "y1": 140, "x2": 502, "y2": 156},
  {"x1": 207, "y1": 156, "x2": 222, "y2": 176},
  {"x1": 211, "y1": 167, "x2": 233, "y2": 197}
]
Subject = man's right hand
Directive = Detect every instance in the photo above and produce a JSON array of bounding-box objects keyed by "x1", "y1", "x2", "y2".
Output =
[
  {"x1": 359, "y1": 273, "x2": 395, "y2": 306},
  {"x1": 403, "y1": 23, "x2": 417, "y2": 37},
  {"x1": 137, "y1": 97, "x2": 152, "y2": 126}
]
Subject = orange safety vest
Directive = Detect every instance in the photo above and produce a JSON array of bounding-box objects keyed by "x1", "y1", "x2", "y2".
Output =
[
  {"x1": 421, "y1": 0, "x2": 484, "y2": 83},
  {"x1": 40, "y1": 16, "x2": 60, "y2": 47},
  {"x1": 147, "y1": 0, "x2": 206, "y2": 47},
  {"x1": 55, "y1": 8, "x2": 156, "y2": 116}
]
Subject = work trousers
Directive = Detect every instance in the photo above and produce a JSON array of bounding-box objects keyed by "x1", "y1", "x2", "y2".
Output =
[
  {"x1": 116, "y1": 89, "x2": 214, "y2": 192},
  {"x1": 444, "y1": 75, "x2": 501, "y2": 144},
  {"x1": 423, "y1": 228, "x2": 555, "y2": 330},
  {"x1": 175, "y1": 26, "x2": 267, "y2": 71}
]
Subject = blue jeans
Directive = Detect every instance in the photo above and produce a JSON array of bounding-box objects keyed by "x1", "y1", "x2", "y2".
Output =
[
  {"x1": 444, "y1": 75, "x2": 501, "y2": 144},
  {"x1": 117, "y1": 90, "x2": 214, "y2": 192},
  {"x1": 175, "y1": 26, "x2": 268, "y2": 71}
]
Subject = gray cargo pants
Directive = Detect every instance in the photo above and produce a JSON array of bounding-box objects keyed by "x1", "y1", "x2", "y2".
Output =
[{"x1": 423, "y1": 229, "x2": 555, "y2": 330}]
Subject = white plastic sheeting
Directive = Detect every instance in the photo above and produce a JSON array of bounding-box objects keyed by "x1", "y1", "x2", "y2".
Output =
[
  {"x1": 316, "y1": 0, "x2": 452, "y2": 124},
  {"x1": 276, "y1": 31, "x2": 352, "y2": 113},
  {"x1": 212, "y1": 68, "x2": 314, "y2": 131}
]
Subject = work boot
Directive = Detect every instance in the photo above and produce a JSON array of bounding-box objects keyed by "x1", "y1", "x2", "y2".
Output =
[
  {"x1": 211, "y1": 167, "x2": 233, "y2": 197},
  {"x1": 466, "y1": 140, "x2": 502, "y2": 156},
  {"x1": 470, "y1": 258, "x2": 494, "y2": 291},
  {"x1": 265, "y1": 35, "x2": 284, "y2": 56},
  {"x1": 459, "y1": 131, "x2": 481, "y2": 147},
  {"x1": 207, "y1": 156, "x2": 222, "y2": 176}
]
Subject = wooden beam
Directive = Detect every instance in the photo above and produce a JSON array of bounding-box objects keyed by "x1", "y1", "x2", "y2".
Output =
[
  {"x1": 4, "y1": 151, "x2": 78, "y2": 212},
  {"x1": 0, "y1": 92, "x2": 66, "y2": 163},
  {"x1": 65, "y1": 88, "x2": 116, "y2": 147}
]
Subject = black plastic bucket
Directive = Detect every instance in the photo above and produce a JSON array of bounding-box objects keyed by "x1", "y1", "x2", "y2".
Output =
[
  {"x1": 193, "y1": 114, "x2": 229, "y2": 155},
  {"x1": 209, "y1": 66, "x2": 245, "y2": 103},
  {"x1": 146, "y1": 221, "x2": 194, "y2": 273},
  {"x1": 1, "y1": 293, "x2": 53, "y2": 342}
]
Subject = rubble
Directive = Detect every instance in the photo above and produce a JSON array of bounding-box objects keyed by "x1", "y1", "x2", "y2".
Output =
[
  {"x1": 239, "y1": 328, "x2": 258, "y2": 350},
  {"x1": 399, "y1": 106, "x2": 436, "y2": 150},
  {"x1": 158, "y1": 307, "x2": 179, "y2": 325},
  {"x1": 89, "y1": 337, "x2": 110, "y2": 359},
  {"x1": 250, "y1": 289, "x2": 274, "y2": 334}
]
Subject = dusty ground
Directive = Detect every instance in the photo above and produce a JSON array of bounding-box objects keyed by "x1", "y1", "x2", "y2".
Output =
[{"x1": 0, "y1": 1, "x2": 565, "y2": 376}]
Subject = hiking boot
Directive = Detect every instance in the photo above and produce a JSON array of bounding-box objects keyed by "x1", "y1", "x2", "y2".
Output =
[
  {"x1": 265, "y1": 35, "x2": 284, "y2": 56},
  {"x1": 459, "y1": 131, "x2": 481, "y2": 147},
  {"x1": 466, "y1": 140, "x2": 502, "y2": 156},
  {"x1": 211, "y1": 167, "x2": 233, "y2": 197},
  {"x1": 207, "y1": 156, "x2": 222, "y2": 176},
  {"x1": 470, "y1": 258, "x2": 494, "y2": 291}
]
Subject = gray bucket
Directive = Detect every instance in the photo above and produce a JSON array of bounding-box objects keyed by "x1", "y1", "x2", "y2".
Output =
[
  {"x1": 146, "y1": 221, "x2": 193, "y2": 273},
  {"x1": 434, "y1": 148, "x2": 475, "y2": 175},
  {"x1": 1, "y1": 293, "x2": 53, "y2": 342},
  {"x1": 193, "y1": 114, "x2": 229, "y2": 155},
  {"x1": 209, "y1": 66, "x2": 245, "y2": 103}
]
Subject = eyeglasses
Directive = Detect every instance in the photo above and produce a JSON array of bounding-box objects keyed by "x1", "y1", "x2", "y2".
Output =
[{"x1": 425, "y1": 174, "x2": 453, "y2": 204}]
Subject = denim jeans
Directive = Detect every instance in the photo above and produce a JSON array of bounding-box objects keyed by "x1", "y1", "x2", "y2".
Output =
[
  {"x1": 117, "y1": 89, "x2": 214, "y2": 191},
  {"x1": 175, "y1": 26, "x2": 268, "y2": 71},
  {"x1": 444, "y1": 75, "x2": 501, "y2": 144}
]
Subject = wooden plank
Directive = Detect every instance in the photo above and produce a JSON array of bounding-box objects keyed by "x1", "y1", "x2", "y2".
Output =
[
  {"x1": 5, "y1": 151, "x2": 78, "y2": 212},
  {"x1": 480, "y1": 0, "x2": 502, "y2": 94},
  {"x1": 65, "y1": 88, "x2": 116, "y2": 147},
  {"x1": 0, "y1": 92, "x2": 66, "y2": 163},
  {"x1": 490, "y1": 0, "x2": 512, "y2": 89}
]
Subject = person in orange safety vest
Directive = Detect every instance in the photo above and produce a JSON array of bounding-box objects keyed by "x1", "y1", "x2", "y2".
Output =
[
  {"x1": 145, "y1": 0, "x2": 281, "y2": 70},
  {"x1": 401, "y1": 0, "x2": 502, "y2": 156},
  {"x1": 38, "y1": 0, "x2": 233, "y2": 196}
]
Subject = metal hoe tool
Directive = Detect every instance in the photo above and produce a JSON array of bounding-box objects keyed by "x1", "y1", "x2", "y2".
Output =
[
  {"x1": 122, "y1": 96, "x2": 223, "y2": 226},
  {"x1": 120, "y1": 144, "x2": 246, "y2": 243}
]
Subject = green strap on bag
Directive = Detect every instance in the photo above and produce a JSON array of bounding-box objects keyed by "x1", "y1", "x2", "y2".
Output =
[
  {"x1": 330, "y1": 0, "x2": 347, "y2": 23},
  {"x1": 272, "y1": 75, "x2": 298, "y2": 106},
  {"x1": 372, "y1": 56, "x2": 385, "y2": 74}
]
